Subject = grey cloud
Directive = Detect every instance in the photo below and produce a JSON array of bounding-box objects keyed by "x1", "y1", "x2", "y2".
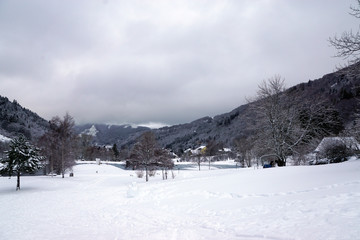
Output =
[{"x1": 0, "y1": 0, "x2": 357, "y2": 126}]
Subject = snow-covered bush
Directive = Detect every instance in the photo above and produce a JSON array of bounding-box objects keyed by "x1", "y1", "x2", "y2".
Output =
[
  {"x1": 135, "y1": 170, "x2": 144, "y2": 178},
  {"x1": 324, "y1": 142, "x2": 350, "y2": 163},
  {"x1": 149, "y1": 169, "x2": 156, "y2": 177},
  {"x1": 315, "y1": 139, "x2": 352, "y2": 164}
]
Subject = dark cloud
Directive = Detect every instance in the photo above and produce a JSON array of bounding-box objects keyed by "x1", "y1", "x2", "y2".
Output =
[{"x1": 0, "y1": 0, "x2": 357, "y2": 126}]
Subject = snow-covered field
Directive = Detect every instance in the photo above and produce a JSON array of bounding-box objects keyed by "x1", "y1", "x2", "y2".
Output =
[{"x1": 1, "y1": 160, "x2": 360, "y2": 240}]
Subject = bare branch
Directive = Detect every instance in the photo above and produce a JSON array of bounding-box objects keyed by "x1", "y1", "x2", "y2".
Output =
[
  {"x1": 350, "y1": 0, "x2": 360, "y2": 18},
  {"x1": 329, "y1": 0, "x2": 360, "y2": 66}
]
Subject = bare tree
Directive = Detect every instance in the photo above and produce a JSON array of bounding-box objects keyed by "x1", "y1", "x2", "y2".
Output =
[
  {"x1": 129, "y1": 131, "x2": 158, "y2": 182},
  {"x1": 252, "y1": 76, "x2": 342, "y2": 166},
  {"x1": 233, "y1": 136, "x2": 254, "y2": 167},
  {"x1": 329, "y1": 0, "x2": 360, "y2": 69},
  {"x1": 119, "y1": 145, "x2": 130, "y2": 161},
  {"x1": 194, "y1": 151, "x2": 204, "y2": 171},
  {"x1": 78, "y1": 133, "x2": 93, "y2": 160},
  {"x1": 39, "y1": 113, "x2": 77, "y2": 177},
  {"x1": 154, "y1": 148, "x2": 174, "y2": 180},
  {"x1": 203, "y1": 140, "x2": 222, "y2": 170},
  {"x1": 129, "y1": 132, "x2": 174, "y2": 181}
]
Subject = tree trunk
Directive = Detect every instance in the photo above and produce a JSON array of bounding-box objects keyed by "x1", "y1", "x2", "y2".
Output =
[
  {"x1": 16, "y1": 171, "x2": 20, "y2": 191},
  {"x1": 50, "y1": 155, "x2": 54, "y2": 175},
  {"x1": 145, "y1": 166, "x2": 149, "y2": 182},
  {"x1": 61, "y1": 146, "x2": 65, "y2": 178},
  {"x1": 276, "y1": 157, "x2": 286, "y2": 167}
]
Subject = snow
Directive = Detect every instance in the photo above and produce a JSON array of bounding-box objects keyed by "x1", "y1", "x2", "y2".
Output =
[
  {"x1": 184, "y1": 145, "x2": 206, "y2": 155},
  {"x1": 81, "y1": 125, "x2": 98, "y2": 137},
  {"x1": 1, "y1": 160, "x2": 360, "y2": 240},
  {"x1": 0, "y1": 134, "x2": 11, "y2": 142}
]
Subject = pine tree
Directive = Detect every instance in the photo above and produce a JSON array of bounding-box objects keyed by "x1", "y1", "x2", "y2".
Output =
[
  {"x1": 0, "y1": 135, "x2": 43, "y2": 190},
  {"x1": 112, "y1": 143, "x2": 119, "y2": 160}
]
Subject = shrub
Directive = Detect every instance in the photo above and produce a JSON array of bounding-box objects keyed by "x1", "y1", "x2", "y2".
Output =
[
  {"x1": 323, "y1": 141, "x2": 350, "y2": 163},
  {"x1": 135, "y1": 170, "x2": 144, "y2": 178},
  {"x1": 149, "y1": 169, "x2": 156, "y2": 177}
]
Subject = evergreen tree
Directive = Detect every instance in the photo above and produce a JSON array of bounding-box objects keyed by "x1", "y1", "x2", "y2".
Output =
[
  {"x1": 0, "y1": 135, "x2": 43, "y2": 190},
  {"x1": 112, "y1": 143, "x2": 119, "y2": 160}
]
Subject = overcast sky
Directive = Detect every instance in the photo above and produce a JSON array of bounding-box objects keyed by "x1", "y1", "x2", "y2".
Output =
[{"x1": 0, "y1": 0, "x2": 358, "y2": 127}]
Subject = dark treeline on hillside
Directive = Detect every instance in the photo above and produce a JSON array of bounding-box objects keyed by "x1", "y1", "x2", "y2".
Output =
[{"x1": 0, "y1": 96, "x2": 48, "y2": 140}]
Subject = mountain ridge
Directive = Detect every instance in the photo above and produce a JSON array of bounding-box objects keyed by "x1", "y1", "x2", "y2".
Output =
[
  {"x1": 73, "y1": 65, "x2": 360, "y2": 154},
  {"x1": 1, "y1": 64, "x2": 359, "y2": 151}
]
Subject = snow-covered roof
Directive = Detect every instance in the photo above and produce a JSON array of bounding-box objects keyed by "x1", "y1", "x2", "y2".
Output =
[
  {"x1": 221, "y1": 148, "x2": 232, "y2": 152},
  {"x1": 184, "y1": 146, "x2": 206, "y2": 155},
  {"x1": 315, "y1": 137, "x2": 360, "y2": 152}
]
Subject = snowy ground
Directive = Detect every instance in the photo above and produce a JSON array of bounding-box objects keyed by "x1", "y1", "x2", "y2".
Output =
[{"x1": 1, "y1": 159, "x2": 360, "y2": 240}]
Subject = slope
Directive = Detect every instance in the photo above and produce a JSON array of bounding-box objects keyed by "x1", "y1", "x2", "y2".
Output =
[
  {"x1": 150, "y1": 64, "x2": 360, "y2": 153},
  {"x1": 0, "y1": 96, "x2": 49, "y2": 140},
  {"x1": 0, "y1": 159, "x2": 359, "y2": 239}
]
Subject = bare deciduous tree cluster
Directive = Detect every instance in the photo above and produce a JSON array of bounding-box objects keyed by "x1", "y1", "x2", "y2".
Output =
[
  {"x1": 249, "y1": 76, "x2": 342, "y2": 166},
  {"x1": 128, "y1": 131, "x2": 174, "y2": 181},
  {"x1": 38, "y1": 113, "x2": 77, "y2": 178}
]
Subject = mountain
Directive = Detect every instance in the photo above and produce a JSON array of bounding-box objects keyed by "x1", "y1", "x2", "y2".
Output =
[
  {"x1": 151, "y1": 64, "x2": 360, "y2": 154},
  {"x1": 74, "y1": 64, "x2": 360, "y2": 154},
  {"x1": 74, "y1": 124, "x2": 150, "y2": 146},
  {"x1": 0, "y1": 96, "x2": 49, "y2": 140},
  {"x1": 2, "y1": 64, "x2": 358, "y2": 151}
]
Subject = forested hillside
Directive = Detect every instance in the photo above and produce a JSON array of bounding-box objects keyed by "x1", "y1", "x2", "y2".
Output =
[
  {"x1": 0, "y1": 96, "x2": 48, "y2": 140},
  {"x1": 74, "y1": 124, "x2": 150, "y2": 146},
  {"x1": 150, "y1": 63, "x2": 360, "y2": 154}
]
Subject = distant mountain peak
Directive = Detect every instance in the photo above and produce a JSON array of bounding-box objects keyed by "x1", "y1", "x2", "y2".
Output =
[
  {"x1": 74, "y1": 123, "x2": 150, "y2": 146},
  {"x1": 81, "y1": 125, "x2": 99, "y2": 137}
]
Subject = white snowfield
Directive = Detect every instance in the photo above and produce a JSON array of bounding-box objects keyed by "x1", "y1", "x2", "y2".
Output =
[{"x1": 1, "y1": 159, "x2": 360, "y2": 240}]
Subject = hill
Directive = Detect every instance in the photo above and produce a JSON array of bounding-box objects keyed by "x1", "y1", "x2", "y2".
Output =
[
  {"x1": 74, "y1": 64, "x2": 359, "y2": 153},
  {"x1": 74, "y1": 123, "x2": 150, "y2": 146},
  {"x1": 0, "y1": 96, "x2": 49, "y2": 140},
  {"x1": 151, "y1": 64, "x2": 360, "y2": 153}
]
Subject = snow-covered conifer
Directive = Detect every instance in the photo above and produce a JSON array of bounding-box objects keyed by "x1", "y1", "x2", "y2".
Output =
[{"x1": 0, "y1": 135, "x2": 43, "y2": 190}]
